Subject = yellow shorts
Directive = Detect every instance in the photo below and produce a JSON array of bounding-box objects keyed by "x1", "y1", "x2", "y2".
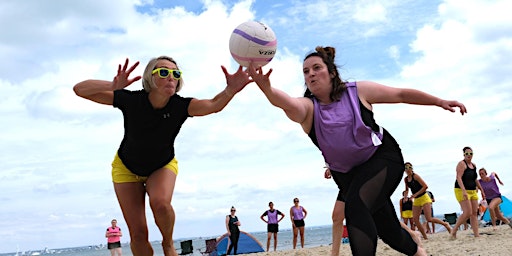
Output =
[
  {"x1": 454, "y1": 188, "x2": 478, "y2": 202},
  {"x1": 111, "y1": 153, "x2": 178, "y2": 183},
  {"x1": 413, "y1": 193, "x2": 432, "y2": 207},
  {"x1": 401, "y1": 210, "x2": 413, "y2": 219}
]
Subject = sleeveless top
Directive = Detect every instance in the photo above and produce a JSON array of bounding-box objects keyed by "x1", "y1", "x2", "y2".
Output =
[
  {"x1": 106, "y1": 226, "x2": 121, "y2": 243},
  {"x1": 454, "y1": 160, "x2": 477, "y2": 190},
  {"x1": 405, "y1": 173, "x2": 426, "y2": 198},
  {"x1": 479, "y1": 175, "x2": 501, "y2": 199},
  {"x1": 292, "y1": 206, "x2": 304, "y2": 220},
  {"x1": 227, "y1": 215, "x2": 240, "y2": 232},
  {"x1": 401, "y1": 198, "x2": 413, "y2": 211},
  {"x1": 310, "y1": 82, "x2": 383, "y2": 173},
  {"x1": 263, "y1": 209, "x2": 281, "y2": 224}
]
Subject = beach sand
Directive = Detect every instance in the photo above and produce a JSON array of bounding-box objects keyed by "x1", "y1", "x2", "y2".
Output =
[{"x1": 247, "y1": 225, "x2": 512, "y2": 256}]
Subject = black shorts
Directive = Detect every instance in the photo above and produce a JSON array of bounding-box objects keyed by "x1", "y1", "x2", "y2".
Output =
[
  {"x1": 267, "y1": 223, "x2": 279, "y2": 233},
  {"x1": 486, "y1": 196, "x2": 502, "y2": 205},
  {"x1": 293, "y1": 219, "x2": 305, "y2": 228},
  {"x1": 108, "y1": 241, "x2": 121, "y2": 249}
]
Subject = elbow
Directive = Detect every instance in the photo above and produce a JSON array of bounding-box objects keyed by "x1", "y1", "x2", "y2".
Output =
[
  {"x1": 73, "y1": 81, "x2": 88, "y2": 97},
  {"x1": 73, "y1": 83, "x2": 82, "y2": 96}
]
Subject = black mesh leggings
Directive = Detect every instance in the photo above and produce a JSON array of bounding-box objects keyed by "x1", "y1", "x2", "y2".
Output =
[
  {"x1": 331, "y1": 138, "x2": 418, "y2": 255},
  {"x1": 227, "y1": 230, "x2": 240, "y2": 255}
]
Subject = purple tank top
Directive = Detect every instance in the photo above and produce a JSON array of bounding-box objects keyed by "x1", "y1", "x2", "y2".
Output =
[
  {"x1": 313, "y1": 82, "x2": 383, "y2": 173},
  {"x1": 479, "y1": 175, "x2": 501, "y2": 199},
  {"x1": 292, "y1": 206, "x2": 304, "y2": 220}
]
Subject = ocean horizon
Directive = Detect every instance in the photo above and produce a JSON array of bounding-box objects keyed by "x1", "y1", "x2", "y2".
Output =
[
  {"x1": 1, "y1": 224, "x2": 335, "y2": 256},
  {"x1": 3, "y1": 215, "x2": 453, "y2": 256}
]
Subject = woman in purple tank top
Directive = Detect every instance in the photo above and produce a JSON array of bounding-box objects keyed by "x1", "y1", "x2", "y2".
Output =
[
  {"x1": 478, "y1": 168, "x2": 512, "y2": 230},
  {"x1": 249, "y1": 46, "x2": 467, "y2": 256},
  {"x1": 289, "y1": 198, "x2": 307, "y2": 249}
]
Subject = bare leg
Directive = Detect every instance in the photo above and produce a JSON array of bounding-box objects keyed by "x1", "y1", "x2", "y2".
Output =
[
  {"x1": 299, "y1": 227, "x2": 305, "y2": 248},
  {"x1": 423, "y1": 204, "x2": 451, "y2": 234},
  {"x1": 146, "y1": 168, "x2": 178, "y2": 256},
  {"x1": 331, "y1": 200, "x2": 345, "y2": 256},
  {"x1": 469, "y1": 199, "x2": 480, "y2": 237},
  {"x1": 412, "y1": 206, "x2": 427, "y2": 239},
  {"x1": 292, "y1": 227, "x2": 298, "y2": 249},
  {"x1": 266, "y1": 232, "x2": 271, "y2": 251},
  {"x1": 114, "y1": 182, "x2": 153, "y2": 256},
  {"x1": 273, "y1": 232, "x2": 278, "y2": 251},
  {"x1": 451, "y1": 199, "x2": 479, "y2": 238}
]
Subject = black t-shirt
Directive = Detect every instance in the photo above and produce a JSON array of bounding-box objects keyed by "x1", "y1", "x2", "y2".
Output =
[{"x1": 113, "y1": 89, "x2": 192, "y2": 176}]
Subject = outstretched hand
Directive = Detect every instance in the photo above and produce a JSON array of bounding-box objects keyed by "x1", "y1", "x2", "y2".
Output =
[
  {"x1": 247, "y1": 64, "x2": 273, "y2": 90},
  {"x1": 221, "y1": 65, "x2": 253, "y2": 96},
  {"x1": 112, "y1": 58, "x2": 141, "y2": 91},
  {"x1": 439, "y1": 100, "x2": 467, "y2": 115}
]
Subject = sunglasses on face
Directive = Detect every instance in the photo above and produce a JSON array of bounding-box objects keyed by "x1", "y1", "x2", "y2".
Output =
[
  {"x1": 152, "y1": 68, "x2": 182, "y2": 79},
  {"x1": 294, "y1": 201, "x2": 299, "y2": 203},
  {"x1": 464, "y1": 152, "x2": 473, "y2": 156},
  {"x1": 405, "y1": 166, "x2": 413, "y2": 170},
  {"x1": 231, "y1": 210, "x2": 236, "y2": 212}
]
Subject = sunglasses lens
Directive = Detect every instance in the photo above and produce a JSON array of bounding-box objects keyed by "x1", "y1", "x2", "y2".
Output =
[
  {"x1": 172, "y1": 70, "x2": 182, "y2": 79},
  {"x1": 158, "y1": 69, "x2": 170, "y2": 78}
]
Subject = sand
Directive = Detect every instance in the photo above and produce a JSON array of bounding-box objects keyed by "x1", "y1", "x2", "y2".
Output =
[{"x1": 247, "y1": 225, "x2": 512, "y2": 256}]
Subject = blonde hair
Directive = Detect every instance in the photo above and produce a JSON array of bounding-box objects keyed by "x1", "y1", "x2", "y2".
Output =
[{"x1": 142, "y1": 56, "x2": 184, "y2": 92}]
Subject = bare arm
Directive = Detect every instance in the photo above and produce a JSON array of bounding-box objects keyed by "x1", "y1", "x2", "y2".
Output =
[
  {"x1": 492, "y1": 172, "x2": 504, "y2": 185},
  {"x1": 357, "y1": 81, "x2": 467, "y2": 115},
  {"x1": 278, "y1": 211, "x2": 285, "y2": 222},
  {"x1": 248, "y1": 65, "x2": 314, "y2": 132},
  {"x1": 476, "y1": 179, "x2": 485, "y2": 199},
  {"x1": 302, "y1": 207, "x2": 308, "y2": 219},
  {"x1": 73, "y1": 58, "x2": 141, "y2": 105},
  {"x1": 260, "y1": 213, "x2": 267, "y2": 223},
  {"x1": 225, "y1": 216, "x2": 230, "y2": 234},
  {"x1": 403, "y1": 178, "x2": 410, "y2": 198},
  {"x1": 411, "y1": 174, "x2": 429, "y2": 198},
  {"x1": 188, "y1": 65, "x2": 252, "y2": 116},
  {"x1": 455, "y1": 161, "x2": 467, "y2": 193}
]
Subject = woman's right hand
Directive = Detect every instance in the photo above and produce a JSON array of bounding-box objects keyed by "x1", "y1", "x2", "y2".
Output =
[
  {"x1": 247, "y1": 64, "x2": 272, "y2": 91},
  {"x1": 112, "y1": 58, "x2": 141, "y2": 91}
]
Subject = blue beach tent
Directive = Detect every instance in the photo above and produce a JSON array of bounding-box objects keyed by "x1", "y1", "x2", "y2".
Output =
[
  {"x1": 216, "y1": 230, "x2": 264, "y2": 255},
  {"x1": 482, "y1": 196, "x2": 512, "y2": 222}
]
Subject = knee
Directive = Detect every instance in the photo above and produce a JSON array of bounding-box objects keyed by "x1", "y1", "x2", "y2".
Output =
[
  {"x1": 149, "y1": 198, "x2": 172, "y2": 214},
  {"x1": 130, "y1": 227, "x2": 149, "y2": 242}
]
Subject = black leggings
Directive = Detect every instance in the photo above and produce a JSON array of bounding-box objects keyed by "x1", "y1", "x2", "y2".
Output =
[
  {"x1": 227, "y1": 230, "x2": 240, "y2": 255},
  {"x1": 331, "y1": 133, "x2": 417, "y2": 256}
]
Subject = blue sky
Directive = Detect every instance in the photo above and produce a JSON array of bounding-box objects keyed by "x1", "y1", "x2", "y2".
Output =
[{"x1": 1, "y1": 0, "x2": 512, "y2": 253}]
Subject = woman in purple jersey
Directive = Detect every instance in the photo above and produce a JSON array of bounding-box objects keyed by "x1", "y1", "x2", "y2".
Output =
[
  {"x1": 74, "y1": 58, "x2": 252, "y2": 256},
  {"x1": 478, "y1": 168, "x2": 512, "y2": 229},
  {"x1": 249, "y1": 46, "x2": 466, "y2": 256},
  {"x1": 290, "y1": 198, "x2": 308, "y2": 249},
  {"x1": 260, "y1": 201, "x2": 285, "y2": 251}
]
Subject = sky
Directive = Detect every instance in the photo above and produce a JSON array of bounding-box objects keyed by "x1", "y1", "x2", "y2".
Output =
[{"x1": 1, "y1": 0, "x2": 511, "y2": 253}]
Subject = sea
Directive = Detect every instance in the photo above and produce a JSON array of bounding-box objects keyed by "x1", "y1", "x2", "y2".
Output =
[{"x1": 0, "y1": 225, "x2": 335, "y2": 256}]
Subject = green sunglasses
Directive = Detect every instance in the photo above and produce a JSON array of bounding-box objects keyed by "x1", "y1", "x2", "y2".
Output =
[{"x1": 152, "y1": 68, "x2": 182, "y2": 79}]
